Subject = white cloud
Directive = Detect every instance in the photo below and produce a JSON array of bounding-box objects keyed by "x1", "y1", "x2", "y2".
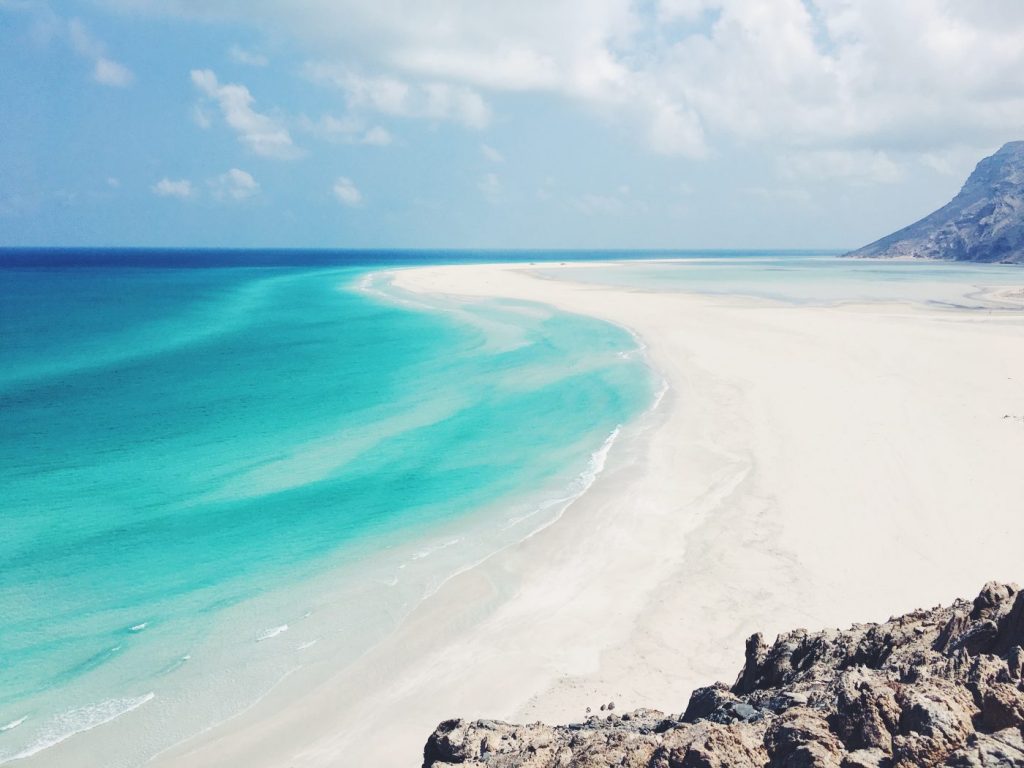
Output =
[
  {"x1": 572, "y1": 184, "x2": 648, "y2": 216},
  {"x1": 67, "y1": 18, "x2": 104, "y2": 58},
  {"x1": 574, "y1": 192, "x2": 624, "y2": 216},
  {"x1": 106, "y1": 177, "x2": 121, "y2": 188},
  {"x1": 191, "y1": 103, "x2": 212, "y2": 128},
  {"x1": 481, "y1": 144, "x2": 504, "y2": 163},
  {"x1": 191, "y1": 69, "x2": 299, "y2": 158},
  {"x1": 361, "y1": 126, "x2": 393, "y2": 146},
  {"x1": 228, "y1": 45, "x2": 268, "y2": 67},
  {"x1": 332, "y1": 177, "x2": 363, "y2": 206},
  {"x1": 917, "y1": 145, "x2": 994, "y2": 178},
  {"x1": 779, "y1": 150, "x2": 904, "y2": 185},
  {"x1": 99, "y1": 1, "x2": 1024, "y2": 168},
  {"x1": 297, "y1": 114, "x2": 393, "y2": 146},
  {"x1": 536, "y1": 176, "x2": 556, "y2": 201},
  {"x1": 93, "y1": 57, "x2": 134, "y2": 87},
  {"x1": 478, "y1": 172, "x2": 501, "y2": 201},
  {"x1": 151, "y1": 178, "x2": 194, "y2": 198},
  {"x1": 209, "y1": 168, "x2": 260, "y2": 200},
  {"x1": 306, "y1": 65, "x2": 491, "y2": 129},
  {"x1": 66, "y1": 17, "x2": 134, "y2": 87},
  {"x1": 743, "y1": 186, "x2": 814, "y2": 205}
]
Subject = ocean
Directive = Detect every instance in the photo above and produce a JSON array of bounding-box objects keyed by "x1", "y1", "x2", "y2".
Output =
[
  {"x1": 0, "y1": 249, "x2": 658, "y2": 766},
  {"x1": 2, "y1": 248, "x2": 1019, "y2": 766}
]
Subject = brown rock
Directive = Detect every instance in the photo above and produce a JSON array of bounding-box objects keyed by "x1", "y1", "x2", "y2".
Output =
[
  {"x1": 422, "y1": 583, "x2": 1024, "y2": 768},
  {"x1": 830, "y1": 669, "x2": 900, "y2": 752},
  {"x1": 840, "y1": 747, "x2": 891, "y2": 768},
  {"x1": 978, "y1": 683, "x2": 1024, "y2": 732},
  {"x1": 766, "y1": 708, "x2": 846, "y2": 767},
  {"x1": 655, "y1": 721, "x2": 765, "y2": 768},
  {"x1": 943, "y1": 727, "x2": 1024, "y2": 767}
]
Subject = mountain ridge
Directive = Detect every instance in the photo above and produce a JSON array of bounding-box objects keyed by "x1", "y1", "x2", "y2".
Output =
[{"x1": 846, "y1": 141, "x2": 1024, "y2": 264}]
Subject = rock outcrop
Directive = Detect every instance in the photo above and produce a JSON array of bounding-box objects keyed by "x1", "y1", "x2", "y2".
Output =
[
  {"x1": 846, "y1": 141, "x2": 1024, "y2": 263},
  {"x1": 423, "y1": 583, "x2": 1024, "y2": 767}
]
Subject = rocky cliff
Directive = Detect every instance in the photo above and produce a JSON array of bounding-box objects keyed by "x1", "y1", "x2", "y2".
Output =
[
  {"x1": 846, "y1": 141, "x2": 1024, "y2": 263},
  {"x1": 423, "y1": 582, "x2": 1024, "y2": 767}
]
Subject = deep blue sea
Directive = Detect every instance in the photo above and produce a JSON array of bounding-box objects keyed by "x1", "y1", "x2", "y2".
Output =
[
  {"x1": 2, "y1": 248, "x2": 1019, "y2": 766},
  {"x1": 0, "y1": 249, "x2": 661, "y2": 766}
]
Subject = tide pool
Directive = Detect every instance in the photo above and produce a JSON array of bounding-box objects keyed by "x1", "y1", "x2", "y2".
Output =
[{"x1": 0, "y1": 255, "x2": 655, "y2": 766}]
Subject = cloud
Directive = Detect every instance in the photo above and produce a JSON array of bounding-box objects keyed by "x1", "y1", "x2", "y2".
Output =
[
  {"x1": 779, "y1": 150, "x2": 904, "y2": 185},
  {"x1": 573, "y1": 184, "x2": 648, "y2": 216},
  {"x1": 306, "y1": 65, "x2": 491, "y2": 128},
  {"x1": 64, "y1": 17, "x2": 134, "y2": 87},
  {"x1": 743, "y1": 186, "x2": 814, "y2": 205},
  {"x1": 191, "y1": 69, "x2": 299, "y2": 158},
  {"x1": 98, "y1": 1, "x2": 1024, "y2": 168},
  {"x1": 361, "y1": 126, "x2": 393, "y2": 146},
  {"x1": 151, "y1": 178, "x2": 194, "y2": 198},
  {"x1": 478, "y1": 172, "x2": 501, "y2": 201},
  {"x1": 93, "y1": 57, "x2": 134, "y2": 87},
  {"x1": 481, "y1": 144, "x2": 504, "y2": 163},
  {"x1": 536, "y1": 176, "x2": 556, "y2": 201},
  {"x1": 209, "y1": 168, "x2": 260, "y2": 200},
  {"x1": 332, "y1": 177, "x2": 362, "y2": 206},
  {"x1": 296, "y1": 114, "x2": 393, "y2": 146},
  {"x1": 228, "y1": 44, "x2": 268, "y2": 67},
  {"x1": 651, "y1": 0, "x2": 1024, "y2": 155},
  {"x1": 574, "y1": 192, "x2": 624, "y2": 216}
]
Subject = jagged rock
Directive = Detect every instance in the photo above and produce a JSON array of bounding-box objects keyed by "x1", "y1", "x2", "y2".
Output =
[
  {"x1": 892, "y1": 680, "x2": 978, "y2": 766},
  {"x1": 765, "y1": 708, "x2": 845, "y2": 767},
  {"x1": 654, "y1": 720, "x2": 766, "y2": 767},
  {"x1": 840, "y1": 747, "x2": 891, "y2": 768},
  {"x1": 829, "y1": 669, "x2": 900, "y2": 753},
  {"x1": 423, "y1": 583, "x2": 1024, "y2": 768},
  {"x1": 978, "y1": 683, "x2": 1024, "y2": 732},
  {"x1": 846, "y1": 141, "x2": 1024, "y2": 263},
  {"x1": 943, "y1": 728, "x2": 1024, "y2": 767}
]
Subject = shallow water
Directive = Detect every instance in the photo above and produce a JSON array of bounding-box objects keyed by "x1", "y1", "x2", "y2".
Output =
[
  {"x1": 2, "y1": 249, "x2": 1018, "y2": 766},
  {"x1": 544, "y1": 255, "x2": 1023, "y2": 305},
  {"x1": 0, "y1": 255, "x2": 654, "y2": 766}
]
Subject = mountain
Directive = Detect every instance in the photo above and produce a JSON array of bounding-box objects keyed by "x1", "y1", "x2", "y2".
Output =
[
  {"x1": 846, "y1": 141, "x2": 1024, "y2": 264},
  {"x1": 423, "y1": 582, "x2": 1024, "y2": 767}
]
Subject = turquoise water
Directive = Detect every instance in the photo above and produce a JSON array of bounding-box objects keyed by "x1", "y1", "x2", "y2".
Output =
[
  {"x1": 3, "y1": 250, "x2": 1018, "y2": 766},
  {"x1": 0, "y1": 257, "x2": 654, "y2": 765},
  {"x1": 545, "y1": 254, "x2": 1024, "y2": 305}
]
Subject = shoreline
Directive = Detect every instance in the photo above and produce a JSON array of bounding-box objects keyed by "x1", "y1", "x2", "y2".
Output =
[{"x1": 146, "y1": 261, "x2": 1024, "y2": 768}]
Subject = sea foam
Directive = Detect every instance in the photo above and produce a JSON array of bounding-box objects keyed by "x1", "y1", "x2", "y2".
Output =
[
  {"x1": 0, "y1": 717, "x2": 26, "y2": 733},
  {"x1": 0, "y1": 694, "x2": 154, "y2": 765},
  {"x1": 257, "y1": 625, "x2": 289, "y2": 642}
]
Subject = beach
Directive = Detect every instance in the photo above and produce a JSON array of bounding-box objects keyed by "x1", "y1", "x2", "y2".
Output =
[{"x1": 146, "y1": 261, "x2": 1024, "y2": 767}]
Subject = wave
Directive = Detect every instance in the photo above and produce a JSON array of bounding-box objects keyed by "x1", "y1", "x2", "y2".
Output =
[
  {"x1": 0, "y1": 717, "x2": 26, "y2": 733},
  {"x1": 505, "y1": 425, "x2": 621, "y2": 533},
  {"x1": 410, "y1": 538, "x2": 464, "y2": 561},
  {"x1": 157, "y1": 654, "x2": 191, "y2": 676},
  {"x1": 646, "y1": 377, "x2": 670, "y2": 415},
  {"x1": 129, "y1": 622, "x2": 148, "y2": 633},
  {"x1": 257, "y1": 625, "x2": 289, "y2": 642},
  {"x1": 0, "y1": 693, "x2": 154, "y2": 765},
  {"x1": 423, "y1": 425, "x2": 624, "y2": 601}
]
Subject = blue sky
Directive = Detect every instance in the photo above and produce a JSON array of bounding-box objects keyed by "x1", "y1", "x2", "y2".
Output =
[{"x1": 2, "y1": 0, "x2": 1023, "y2": 249}]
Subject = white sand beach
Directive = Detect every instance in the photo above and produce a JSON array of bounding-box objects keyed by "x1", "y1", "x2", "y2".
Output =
[{"x1": 151, "y1": 262, "x2": 1024, "y2": 768}]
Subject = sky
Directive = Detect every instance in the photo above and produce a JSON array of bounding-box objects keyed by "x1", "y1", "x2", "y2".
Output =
[{"x1": 2, "y1": 0, "x2": 1024, "y2": 249}]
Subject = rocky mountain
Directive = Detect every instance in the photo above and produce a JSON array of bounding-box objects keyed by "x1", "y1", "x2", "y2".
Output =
[
  {"x1": 846, "y1": 141, "x2": 1024, "y2": 263},
  {"x1": 423, "y1": 582, "x2": 1024, "y2": 767}
]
